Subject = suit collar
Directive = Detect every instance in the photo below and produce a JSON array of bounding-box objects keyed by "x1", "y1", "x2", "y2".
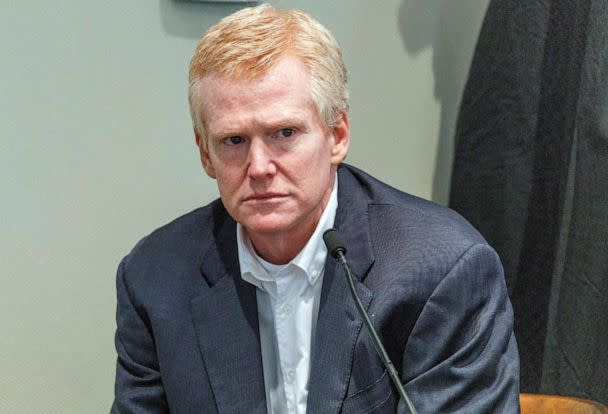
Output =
[
  {"x1": 192, "y1": 204, "x2": 267, "y2": 413},
  {"x1": 198, "y1": 202, "x2": 239, "y2": 287},
  {"x1": 307, "y1": 164, "x2": 376, "y2": 413},
  {"x1": 333, "y1": 164, "x2": 375, "y2": 279}
]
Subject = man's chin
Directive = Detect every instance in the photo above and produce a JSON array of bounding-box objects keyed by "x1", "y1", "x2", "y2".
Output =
[
  {"x1": 242, "y1": 222, "x2": 290, "y2": 236},
  {"x1": 239, "y1": 217, "x2": 295, "y2": 238}
]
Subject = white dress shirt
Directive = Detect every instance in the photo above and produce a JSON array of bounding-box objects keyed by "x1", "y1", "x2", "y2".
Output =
[{"x1": 237, "y1": 177, "x2": 338, "y2": 414}]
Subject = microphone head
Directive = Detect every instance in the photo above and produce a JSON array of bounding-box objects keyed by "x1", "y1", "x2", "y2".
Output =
[{"x1": 323, "y1": 228, "x2": 347, "y2": 258}]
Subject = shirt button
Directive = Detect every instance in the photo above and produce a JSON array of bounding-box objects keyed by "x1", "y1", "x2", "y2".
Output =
[
  {"x1": 287, "y1": 370, "x2": 295, "y2": 382},
  {"x1": 283, "y1": 303, "x2": 292, "y2": 314},
  {"x1": 312, "y1": 271, "x2": 319, "y2": 278}
]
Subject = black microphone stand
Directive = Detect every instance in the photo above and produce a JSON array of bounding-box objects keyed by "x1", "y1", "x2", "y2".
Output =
[{"x1": 324, "y1": 229, "x2": 418, "y2": 414}]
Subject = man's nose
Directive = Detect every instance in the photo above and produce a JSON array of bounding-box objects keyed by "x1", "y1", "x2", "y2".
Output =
[{"x1": 247, "y1": 138, "x2": 276, "y2": 178}]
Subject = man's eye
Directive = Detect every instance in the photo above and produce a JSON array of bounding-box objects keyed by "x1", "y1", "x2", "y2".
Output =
[
  {"x1": 279, "y1": 128, "x2": 295, "y2": 138},
  {"x1": 225, "y1": 136, "x2": 244, "y2": 145}
]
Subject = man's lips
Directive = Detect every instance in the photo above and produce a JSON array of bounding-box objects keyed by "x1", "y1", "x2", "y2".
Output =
[{"x1": 243, "y1": 193, "x2": 288, "y2": 202}]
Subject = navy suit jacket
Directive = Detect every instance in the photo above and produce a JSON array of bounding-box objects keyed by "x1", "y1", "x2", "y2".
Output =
[{"x1": 112, "y1": 164, "x2": 520, "y2": 413}]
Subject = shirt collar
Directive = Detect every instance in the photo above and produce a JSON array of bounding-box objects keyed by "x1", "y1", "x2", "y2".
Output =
[{"x1": 237, "y1": 173, "x2": 339, "y2": 289}]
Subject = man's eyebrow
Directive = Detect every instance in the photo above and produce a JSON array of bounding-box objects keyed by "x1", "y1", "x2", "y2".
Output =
[
  {"x1": 264, "y1": 119, "x2": 307, "y2": 129},
  {"x1": 210, "y1": 115, "x2": 308, "y2": 137},
  {"x1": 205, "y1": 121, "x2": 244, "y2": 139},
  {"x1": 208, "y1": 131, "x2": 243, "y2": 142},
  {"x1": 262, "y1": 111, "x2": 310, "y2": 127}
]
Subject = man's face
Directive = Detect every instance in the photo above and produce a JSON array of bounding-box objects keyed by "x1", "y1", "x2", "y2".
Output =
[{"x1": 195, "y1": 56, "x2": 350, "y2": 245}]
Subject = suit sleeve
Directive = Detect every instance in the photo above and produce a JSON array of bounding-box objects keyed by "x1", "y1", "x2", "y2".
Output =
[
  {"x1": 111, "y1": 257, "x2": 170, "y2": 414},
  {"x1": 399, "y1": 244, "x2": 520, "y2": 413}
]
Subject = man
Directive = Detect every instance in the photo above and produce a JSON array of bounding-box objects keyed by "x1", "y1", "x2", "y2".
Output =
[{"x1": 112, "y1": 4, "x2": 519, "y2": 413}]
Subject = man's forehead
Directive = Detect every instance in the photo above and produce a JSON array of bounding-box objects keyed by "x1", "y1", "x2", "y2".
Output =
[
  {"x1": 200, "y1": 55, "x2": 310, "y2": 95},
  {"x1": 197, "y1": 56, "x2": 316, "y2": 125},
  {"x1": 203, "y1": 90, "x2": 314, "y2": 133}
]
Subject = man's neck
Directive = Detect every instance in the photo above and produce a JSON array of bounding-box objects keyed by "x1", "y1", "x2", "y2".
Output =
[{"x1": 248, "y1": 219, "x2": 320, "y2": 265}]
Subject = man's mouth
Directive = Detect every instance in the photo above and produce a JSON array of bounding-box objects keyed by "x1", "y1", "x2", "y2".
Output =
[{"x1": 243, "y1": 193, "x2": 288, "y2": 202}]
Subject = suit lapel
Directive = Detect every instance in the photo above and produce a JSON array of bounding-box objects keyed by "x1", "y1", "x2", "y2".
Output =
[
  {"x1": 190, "y1": 207, "x2": 267, "y2": 413},
  {"x1": 307, "y1": 166, "x2": 376, "y2": 413}
]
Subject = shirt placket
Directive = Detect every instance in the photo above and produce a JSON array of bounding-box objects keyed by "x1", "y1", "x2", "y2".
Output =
[{"x1": 275, "y1": 271, "x2": 299, "y2": 413}]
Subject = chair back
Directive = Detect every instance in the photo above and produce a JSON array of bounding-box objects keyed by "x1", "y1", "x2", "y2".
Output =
[{"x1": 520, "y1": 393, "x2": 608, "y2": 414}]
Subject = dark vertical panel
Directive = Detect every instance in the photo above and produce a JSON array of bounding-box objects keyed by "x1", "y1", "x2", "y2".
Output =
[
  {"x1": 511, "y1": 0, "x2": 593, "y2": 391},
  {"x1": 449, "y1": 0, "x2": 550, "y2": 294},
  {"x1": 450, "y1": 0, "x2": 608, "y2": 402},
  {"x1": 548, "y1": 0, "x2": 608, "y2": 403}
]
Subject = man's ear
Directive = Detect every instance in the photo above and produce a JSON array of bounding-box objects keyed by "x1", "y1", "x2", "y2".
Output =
[
  {"x1": 330, "y1": 111, "x2": 350, "y2": 165},
  {"x1": 195, "y1": 129, "x2": 217, "y2": 179}
]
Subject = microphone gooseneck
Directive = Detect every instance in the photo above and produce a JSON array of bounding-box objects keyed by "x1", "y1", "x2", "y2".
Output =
[{"x1": 322, "y1": 228, "x2": 418, "y2": 414}]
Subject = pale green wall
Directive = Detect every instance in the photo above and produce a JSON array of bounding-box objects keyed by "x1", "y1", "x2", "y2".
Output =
[{"x1": 0, "y1": 1, "x2": 487, "y2": 412}]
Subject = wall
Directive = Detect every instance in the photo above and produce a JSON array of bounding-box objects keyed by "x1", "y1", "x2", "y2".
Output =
[{"x1": 0, "y1": 1, "x2": 487, "y2": 412}]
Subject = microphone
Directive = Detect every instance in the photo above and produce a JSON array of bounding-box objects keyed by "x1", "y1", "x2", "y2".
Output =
[{"x1": 323, "y1": 228, "x2": 418, "y2": 414}]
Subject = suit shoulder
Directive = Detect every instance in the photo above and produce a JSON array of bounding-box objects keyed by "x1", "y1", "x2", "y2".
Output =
[
  {"x1": 120, "y1": 199, "x2": 225, "y2": 275},
  {"x1": 341, "y1": 164, "x2": 485, "y2": 248},
  {"x1": 342, "y1": 166, "x2": 501, "y2": 301},
  {"x1": 379, "y1": 193, "x2": 485, "y2": 248}
]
